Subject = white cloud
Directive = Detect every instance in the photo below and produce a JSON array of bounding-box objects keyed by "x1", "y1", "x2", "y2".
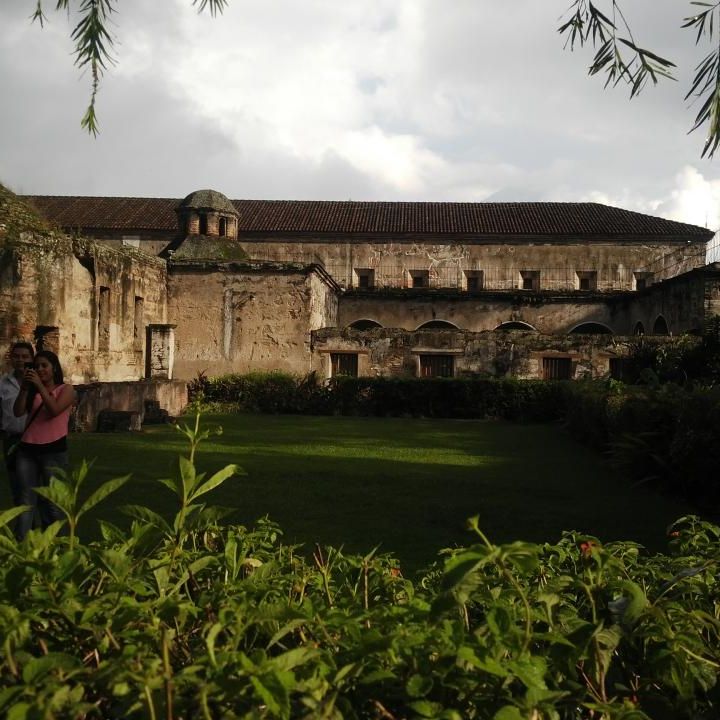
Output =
[{"x1": 2, "y1": 0, "x2": 720, "y2": 216}]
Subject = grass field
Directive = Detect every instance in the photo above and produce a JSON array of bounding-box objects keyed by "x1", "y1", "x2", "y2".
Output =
[{"x1": 0, "y1": 414, "x2": 694, "y2": 573}]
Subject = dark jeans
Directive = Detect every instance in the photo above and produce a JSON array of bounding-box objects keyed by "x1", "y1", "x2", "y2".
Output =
[{"x1": 13, "y1": 445, "x2": 68, "y2": 540}]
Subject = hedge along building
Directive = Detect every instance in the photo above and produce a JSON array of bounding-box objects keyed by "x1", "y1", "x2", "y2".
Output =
[{"x1": 19, "y1": 188, "x2": 720, "y2": 382}]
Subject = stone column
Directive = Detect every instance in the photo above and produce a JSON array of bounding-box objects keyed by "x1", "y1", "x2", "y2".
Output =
[{"x1": 145, "y1": 324, "x2": 176, "y2": 380}]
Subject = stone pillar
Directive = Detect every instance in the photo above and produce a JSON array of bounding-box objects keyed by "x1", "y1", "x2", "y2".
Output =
[
  {"x1": 207, "y1": 212, "x2": 220, "y2": 236},
  {"x1": 145, "y1": 324, "x2": 176, "y2": 380},
  {"x1": 187, "y1": 212, "x2": 200, "y2": 235}
]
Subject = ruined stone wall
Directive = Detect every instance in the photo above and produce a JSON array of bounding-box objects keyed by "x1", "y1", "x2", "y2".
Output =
[
  {"x1": 239, "y1": 236, "x2": 705, "y2": 291},
  {"x1": 0, "y1": 233, "x2": 167, "y2": 383},
  {"x1": 167, "y1": 262, "x2": 338, "y2": 379},
  {"x1": 79, "y1": 230, "x2": 172, "y2": 257},
  {"x1": 311, "y1": 327, "x2": 641, "y2": 380},
  {"x1": 337, "y1": 291, "x2": 624, "y2": 334},
  {"x1": 607, "y1": 265, "x2": 720, "y2": 335}
]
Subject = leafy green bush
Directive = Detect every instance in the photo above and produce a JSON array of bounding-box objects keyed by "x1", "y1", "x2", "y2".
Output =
[
  {"x1": 0, "y1": 417, "x2": 719, "y2": 719},
  {"x1": 190, "y1": 372, "x2": 568, "y2": 421}
]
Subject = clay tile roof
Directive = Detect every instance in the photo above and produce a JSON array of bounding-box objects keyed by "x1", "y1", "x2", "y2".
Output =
[{"x1": 21, "y1": 196, "x2": 714, "y2": 239}]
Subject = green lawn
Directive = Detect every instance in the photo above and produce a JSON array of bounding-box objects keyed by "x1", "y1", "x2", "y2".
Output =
[{"x1": 0, "y1": 414, "x2": 694, "y2": 573}]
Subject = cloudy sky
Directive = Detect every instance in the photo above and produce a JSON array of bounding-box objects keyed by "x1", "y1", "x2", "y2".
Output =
[{"x1": 2, "y1": 0, "x2": 720, "y2": 230}]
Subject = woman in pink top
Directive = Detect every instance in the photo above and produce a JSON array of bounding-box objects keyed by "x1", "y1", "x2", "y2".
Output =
[{"x1": 13, "y1": 350, "x2": 76, "y2": 539}]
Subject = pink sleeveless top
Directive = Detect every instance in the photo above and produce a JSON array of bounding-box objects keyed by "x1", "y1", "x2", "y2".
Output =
[{"x1": 22, "y1": 385, "x2": 71, "y2": 445}]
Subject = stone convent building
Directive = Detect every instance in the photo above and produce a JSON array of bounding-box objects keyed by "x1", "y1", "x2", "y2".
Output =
[{"x1": 3, "y1": 186, "x2": 719, "y2": 385}]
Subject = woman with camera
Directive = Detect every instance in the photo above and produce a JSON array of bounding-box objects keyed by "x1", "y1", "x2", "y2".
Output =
[{"x1": 12, "y1": 350, "x2": 76, "y2": 539}]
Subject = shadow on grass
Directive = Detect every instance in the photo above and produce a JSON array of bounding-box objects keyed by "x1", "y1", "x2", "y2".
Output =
[{"x1": 0, "y1": 414, "x2": 696, "y2": 574}]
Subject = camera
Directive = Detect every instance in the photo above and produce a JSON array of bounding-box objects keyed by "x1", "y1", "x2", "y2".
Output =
[{"x1": 24, "y1": 362, "x2": 34, "y2": 370}]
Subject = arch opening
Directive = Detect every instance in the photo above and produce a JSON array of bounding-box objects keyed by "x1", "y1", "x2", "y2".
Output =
[
  {"x1": 348, "y1": 319, "x2": 383, "y2": 330},
  {"x1": 568, "y1": 322, "x2": 613, "y2": 335},
  {"x1": 416, "y1": 320, "x2": 459, "y2": 330},
  {"x1": 652, "y1": 316, "x2": 670, "y2": 335},
  {"x1": 495, "y1": 321, "x2": 537, "y2": 332},
  {"x1": 633, "y1": 322, "x2": 645, "y2": 336}
]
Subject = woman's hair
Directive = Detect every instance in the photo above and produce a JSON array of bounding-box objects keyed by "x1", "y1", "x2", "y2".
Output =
[{"x1": 34, "y1": 350, "x2": 64, "y2": 385}]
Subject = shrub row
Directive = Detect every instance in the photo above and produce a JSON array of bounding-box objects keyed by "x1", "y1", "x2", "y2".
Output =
[
  {"x1": 189, "y1": 371, "x2": 569, "y2": 421},
  {"x1": 1, "y1": 419, "x2": 719, "y2": 719},
  {"x1": 564, "y1": 382, "x2": 720, "y2": 508}
]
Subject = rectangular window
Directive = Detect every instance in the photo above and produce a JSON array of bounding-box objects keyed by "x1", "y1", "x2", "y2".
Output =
[
  {"x1": 465, "y1": 270, "x2": 484, "y2": 292},
  {"x1": 218, "y1": 217, "x2": 227, "y2": 237},
  {"x1": 410, "y1": 270, "x2": 429, "y2": 288},
  {"x1": 98, "y1": 286, "x2": 110, "y2": 352},
  {"x1": 134, "y1": 296, "x2": 144, "y2": 351},
  {"x1": 576, "y1": 271, "x2": 597, "y2": 291},
  {"x1": 520, "y1": 270, "x2": 540, "y2": 291},
  {"x1": 354, "y1": 268, "x2": 375, "y2": 289},
  {"x1": 199, "y1": 215, "x2": 208, "y2": 235},
  {"x1": 609, "y1": 358, "x2": 629, "y2": 381},
  {"x1": 419, "y1": 354, "x2": 454, "y2": 378},
  {"x1": 542, "y1": 357, "x2": 572, "y2": 380},
  {"x1": 634, "y1": 272, "x2": 652, "y2": 291},
  {"x1": 331, "y1": 353, "x2": 359, "y2": 377}
]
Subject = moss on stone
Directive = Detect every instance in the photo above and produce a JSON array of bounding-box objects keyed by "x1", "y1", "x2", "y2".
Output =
[
  {"x1": 0, "y1": 184, "x2": 57, "y2": 239},
  {"x1": 168, "y1": 236, "x2": 249, "y2": 261}
]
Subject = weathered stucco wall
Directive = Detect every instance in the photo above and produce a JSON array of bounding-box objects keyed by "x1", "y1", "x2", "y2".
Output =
[
  {"x1": 167, "y1": 261, "x2": 338, "y2": 379},
  {"x1": 0, "y1": 233, "x2": 167, "y2": 383},
  {"x1": 312, "y1": 327, "x2": 647, "y2": 380},
  {"x1": 73, "y1": 379, "x2": 187, "y2": 432},
  {"x1": 240, "y1": 236, "x2": 706, "y2": 291},
  {"x1": 338, "y1": 291, "x2": 624, "y2": 334},
  {"x1": 605, "y1": 264, "x2": 720, "y2": 335}
]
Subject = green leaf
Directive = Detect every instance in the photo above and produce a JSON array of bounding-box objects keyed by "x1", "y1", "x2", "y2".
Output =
[
  {"x1": 189, "y1": 464, "x2": 241, "y2": 502},
  {"x1": 178, "y1": 455, "x2": 196, "y2": 501},
  {"x1": 406, "y1": 673, "x2": 433, "y2": 698},
  {"x1": 78, "y1": 475, "x2": 130, "y2": 519},
  {"x1": 22, "y1": 653, "x2": 82, "y2": 684},
  {"x1": 493, "y1": 706, "x2": 525, "y2": 720},
  {"x1": 34, "y1": 479, "x2": 73, "y2": 516},
  {"x1": 121, "y1": 505, "x2": 171, "y2": 533},
  {"x1": 0, "y1": 506, "x2": 31, "y2": 531}
]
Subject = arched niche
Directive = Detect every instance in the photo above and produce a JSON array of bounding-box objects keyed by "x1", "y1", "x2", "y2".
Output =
[
  {"x1": 416, "y1": 320, "x2": 459, "y2": 330},
  {"x1": 633, "y1": 322, "x2": 645, "y2": 336},
  {"x1": 653, "y1": 315, "x2": 670, "y2": 335},
  {"x1": 568, "y1": 322, "x2": 613, "y2": 335},
  {"x1": 348, "y1": 319, "x2": 383, "y2": 330},
  {"x1": 495, "y1": 321, "x2": 537, "y2": 331}
]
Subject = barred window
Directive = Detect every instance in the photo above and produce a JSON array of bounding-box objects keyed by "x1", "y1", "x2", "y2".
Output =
[
  {"x1": 331, "y1": 353, "x2": 359, "y2": 377},
  {"x1": 419, "y1": 354, "x2": 454, "y2": 378},
  {"x1": 542, "y1": 357, "x2": 572, "y2": 380}
]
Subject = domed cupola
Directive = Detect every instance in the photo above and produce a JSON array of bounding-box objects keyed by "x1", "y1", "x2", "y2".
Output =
[{"x1": 176, "y1": 189, "x2": 239, "y2": 239}]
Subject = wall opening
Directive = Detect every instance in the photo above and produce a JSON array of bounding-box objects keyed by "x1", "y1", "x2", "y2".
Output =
[
  {"x1": 495, "y1": 321, "x2": 537, "y2": 331},
  {"x1": 419, "y1": 354, "x2": 454, "y2": 378},
  {"x1": 634, "y1": 321, "x2": 645, "y2": 336},
  {"x1": 330, "y1": 353, "x2": 359, "y2": 377},
  {"x1": 568, "y1": 322, "x2": 613, "y2": 335},
  {"x1": 653, "y1": 315, "x2": 670, "y2": 335},
  {"x1": 520, "y1": 270, "x2": 540, "y2": 291},
  {"x1": 576, "y1": 271, "x2": 598, "y2": 291},
  {"x1": 349, "y1": 319, "x2": 382, "y2": 330},
  {"x1": 199, "y1": 214, "x2": 208, "y2": 235},
  {"x1": 354, "y1": 268, "x2": 375, "y2": 289},
  {"x1": 416, "y1": 320, "x2": 459, "y2": 330},
  {"x1": 98, "y1": 286, "x2": 110, "y2": 352},
  {"x1": 542, "y1": 357, "x2": 572, "y2": 380},
  {"x1": 464, "y1": 270, "x2": 484, "y2": 292},
  {"x1": 134, "y1": 296, "x2": 145, "y2": 352}
]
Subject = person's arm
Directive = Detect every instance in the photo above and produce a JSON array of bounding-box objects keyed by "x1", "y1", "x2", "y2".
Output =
[
  {"x1": 13, "y1": 385, "x2": 30, "y2": 417},
  {"x1": 34, "y1": 384, "x2": 76, "y2": 417}
]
